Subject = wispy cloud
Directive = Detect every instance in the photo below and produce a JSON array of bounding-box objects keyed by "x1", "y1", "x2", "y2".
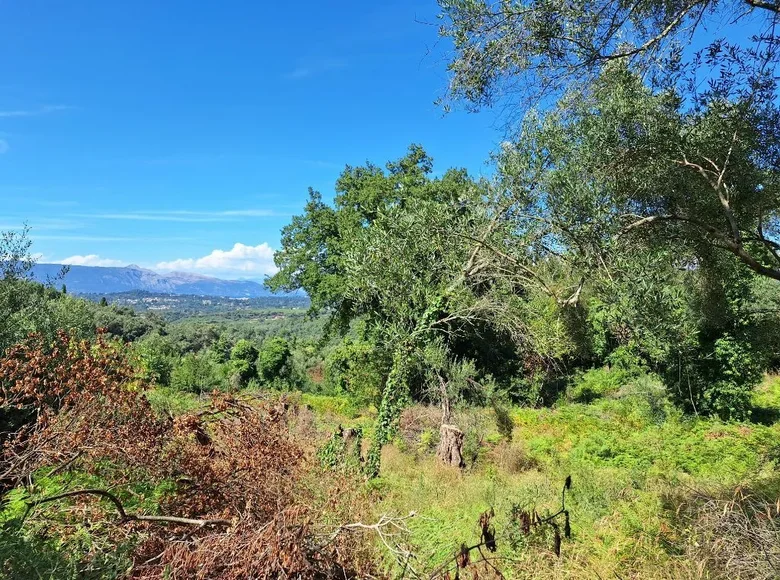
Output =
[
  {"x1": 157, "y1": 242, "x2": 277, "y2": 278},
  {"x1": 0, "y1": 104, "x2": 73, "y2": 118},
  {"x1": 70, "y1": 209, "x2": 282, "y2": 223},
  {"x1": 0, "y1": 218, "x2": 83, "y2": 231},
  {"x1": 61, "y1": 254, "x2": 125, "y2": 267},
  {"x1": 284, "y1": 58, "x2": 346, "y2": 80}
]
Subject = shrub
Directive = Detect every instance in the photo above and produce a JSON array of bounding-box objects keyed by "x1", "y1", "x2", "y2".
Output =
[
  {"x1": 0, "y1": 330, "x2": 167, "y2": 487},
  {"x1": 230, "y1": 339, "x2": 259, "y2": 386},
  {"x1": 490, "y1": 441, "x2": 538, "y2": 474},
  {"x1": 568, "y1": 367, "x2": 630, "y2": 403},
  {"x1": 492, "y1": 403, "x2": 514, "y2": 441},
  {"x1": 668, "y1": 334, "x2": 763, "y2": 420},
  {"x1": 170, "y1": 351, "x2": 222, "y2": 394}
]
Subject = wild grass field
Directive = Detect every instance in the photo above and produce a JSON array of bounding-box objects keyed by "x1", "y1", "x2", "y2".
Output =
[{"x1": 35, "y1": 370, "x2": 769, "y2": 579}]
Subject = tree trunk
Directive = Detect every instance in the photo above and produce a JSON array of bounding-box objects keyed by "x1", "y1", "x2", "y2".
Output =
[{"x1": 437, "y1": 424, "x2": 465, "y2": 468}]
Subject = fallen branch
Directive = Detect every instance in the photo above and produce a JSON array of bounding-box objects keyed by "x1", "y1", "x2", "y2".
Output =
[
  {"x1": 23, "y1": 488, "x2": 233, "y2": 527},
  {"x1": 316, "y1": 511, "x2": 419, "y2": 576}
]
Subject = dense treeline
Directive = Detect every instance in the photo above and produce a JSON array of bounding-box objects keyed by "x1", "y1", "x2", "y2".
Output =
[
  {"x1": 268, "y1": 144, "x2": 780, "y2": 469},
  {"x1": 266, "y1": 0, "x2": 780, "y2": 473}
]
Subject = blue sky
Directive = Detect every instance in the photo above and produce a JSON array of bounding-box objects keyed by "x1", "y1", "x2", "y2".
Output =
[
  {"x1": 0, "y1": 1, "x2": 501, "y2": 278},
  {"x1": 1, "y1": 2, "x2": 767, "y2": 280}
]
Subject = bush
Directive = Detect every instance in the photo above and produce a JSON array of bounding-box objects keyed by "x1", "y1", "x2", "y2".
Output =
[
  {"x1": 568, "y1": 367, "x2": 631, "y2": 403},
  {"x1": 171, "y1": 352, "x2": 222, "y2": 394},
  {"x1": 617, "y1": 373, "x2": 669, "y2": 421},
  {"x1": 668, "y1": 334, "x2": 763, "y2": 420},
  {"x1": 490, "y1": 441, "x2": 538, "y2": 474},
  {"x1": 230, "y1": 339, "x2": 259, "y2": 387},
  {"x1": 492, "y1": 403, "x2": 514, "y2": 441}
]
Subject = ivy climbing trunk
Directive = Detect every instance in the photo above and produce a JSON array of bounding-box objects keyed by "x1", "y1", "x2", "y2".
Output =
[{"x1": 366, "y1": 347, "x2": 412, "y2": 478}]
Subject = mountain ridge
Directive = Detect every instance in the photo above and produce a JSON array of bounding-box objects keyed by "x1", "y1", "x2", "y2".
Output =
[{"x1": 31, "y1": 263, "x2": 275, "y2": 298}]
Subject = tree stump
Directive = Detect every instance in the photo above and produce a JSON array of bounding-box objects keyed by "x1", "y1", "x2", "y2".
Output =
[{"x1": 437, "y1": 424, "x2": 465, "y2": 468}]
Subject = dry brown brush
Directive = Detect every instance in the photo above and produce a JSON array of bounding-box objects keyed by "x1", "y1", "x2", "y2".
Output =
[
  {"x1": 1, "y1": 332, "x2": 379, "y2": 578},
  {"x1": 667, "y1": 480, "x2": 780, "y2": 580}
]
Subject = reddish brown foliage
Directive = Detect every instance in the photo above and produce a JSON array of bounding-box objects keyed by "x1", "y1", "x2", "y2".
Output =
[
  {"x1": 133, "y1": 396, "x2": 376, "y2": 578},
  {"x1": 161, "y1": 395, "x2": 304, "y2": 522},
  {"x1": 1, "y1": 333, "x2": 377, "y2": 578},
  {"x1": 0, "y1": 330, "x2": 167, "y2": 485}
]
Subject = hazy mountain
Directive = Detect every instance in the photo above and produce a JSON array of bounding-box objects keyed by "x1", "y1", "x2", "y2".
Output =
[{"x1": 31, "y1": 263, "x2": 274, "y2": 298}]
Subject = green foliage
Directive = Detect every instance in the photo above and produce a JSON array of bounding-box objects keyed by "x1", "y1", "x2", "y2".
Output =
[
  {"x1": 230, "y1": 339, "x2": 259, "y2": 387},
  {"x1": 366, "y1": 349, "x2": 413, "y2": 477},
  {"x1": 270, "y1": 146, "x2": 572, "y2": 474},
  {"x1": 145, "y1": 387, "x2": 202, "y2": 416},
  {"x1": 170, "y1": 351, "x2": 222, "y2": 394},
  {"x1": 256, "y1": 337, "x2": 294, "y2": 387},
  {"x1": 136, "y1": 333, "x2": 177, "y2": 386},
  {"x1": 325, "y1": 337, "x2": 389, "y2": 407},
  {"x1": 433, "y1": 0, "x2": 780, "y2": 418},
  {"x1": 492, "y1": 403, "x2": 514, "y2": 442},
  {"x1": 299, "y1": 392, "x2": 361, "y2": 419},
  {"x1": 317, "y1": 426, "x2": 363, "y2": 473},
  {"x1": 0, "y1": 469, "x2": 175, "y2": 579},
  {"x1": 569, "y1": 366, "x2": 635, "y2": 404}
]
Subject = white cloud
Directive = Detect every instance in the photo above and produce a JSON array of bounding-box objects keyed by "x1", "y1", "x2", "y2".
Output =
[
  {"x1": 61, "y1": 254, "x2": 125, "y2": 267},
  {"x1": 156, "y1": 243, "x2": 277, "y2": 278}
]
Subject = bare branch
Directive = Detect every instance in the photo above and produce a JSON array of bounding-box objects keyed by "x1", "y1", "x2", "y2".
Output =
[{"x1": 24, "y1": 489, "x2": 233, "y2": 527}]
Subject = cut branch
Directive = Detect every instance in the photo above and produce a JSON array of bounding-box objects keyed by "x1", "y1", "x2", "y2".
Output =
[{"x1": 24, "y1": 488, "x2": 233, "y2": 527}]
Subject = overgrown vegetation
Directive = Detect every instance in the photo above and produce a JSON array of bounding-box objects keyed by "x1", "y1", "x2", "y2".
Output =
[{"x1": 3, "y1": 0, "x2": 780, "y2": 576}]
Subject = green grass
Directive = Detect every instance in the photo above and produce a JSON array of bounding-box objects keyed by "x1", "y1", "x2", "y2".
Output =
[
  {"x1": 144, "y1": 386, "x2": 204, "y2": 416},
  {"x1": 6, "y1": 371, "x2": 779, "y2": 578},
  {"x1": 360, "y1": 372, "x2": 780, "y2": 578},
  {"x1": 753, "y1": 373, "x2": 780, "y2": 423}
]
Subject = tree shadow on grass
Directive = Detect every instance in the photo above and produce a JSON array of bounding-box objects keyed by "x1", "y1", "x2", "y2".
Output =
[{"x1": 750, "y1": 405, "x2": 780, "y2": 426}]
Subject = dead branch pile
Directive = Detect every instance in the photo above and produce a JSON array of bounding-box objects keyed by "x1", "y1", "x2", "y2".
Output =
[{"x1": 0, "y1": 332, "x2": 379, "y2": 578}]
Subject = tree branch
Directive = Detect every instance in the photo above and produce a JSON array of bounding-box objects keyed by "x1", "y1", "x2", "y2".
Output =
[
  {"x1": 620, "y1": 212, "x2": 780, "y2": 281},
  {"x1": 24, "y1": 489, "x2": 233, "y2": 527},
  {"x1": 745, "y1": 0, "x2": 780, "y2": 13}
]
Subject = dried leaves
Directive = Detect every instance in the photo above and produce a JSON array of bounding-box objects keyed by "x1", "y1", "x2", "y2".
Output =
[
  {"x1": 2, "y1": 332, "x2": 375, "y2": 578},
  {"x1": 1, "y1": 330, "x2": 167, "y2": 486}
]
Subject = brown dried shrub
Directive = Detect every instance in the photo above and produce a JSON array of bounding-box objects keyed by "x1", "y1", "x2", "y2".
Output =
[
  {"x1": 668, "y1": 480, "x2": 780, "y2": 580},
  {"x1": 0, "y1": 330, "x2": 168, "y2": 486},
  {"x1": 1, "y1": 333, "x2": 379, "y2": 578},
  {"x1": 489, "y1": 441, "x2": 539, "y2": 474},
  {"x1": 134, "y1": 396, "x2": 378, "y2": 578}
]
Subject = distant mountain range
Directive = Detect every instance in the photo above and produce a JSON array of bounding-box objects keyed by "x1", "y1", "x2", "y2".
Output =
[{"x1": 31, "y1": 263, "x2": 275, "y2": 298}]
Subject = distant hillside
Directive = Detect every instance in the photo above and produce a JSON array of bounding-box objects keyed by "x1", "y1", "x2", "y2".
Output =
[{"x1": 31, "y1": 263, "x2": 275, "y2": 298}]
